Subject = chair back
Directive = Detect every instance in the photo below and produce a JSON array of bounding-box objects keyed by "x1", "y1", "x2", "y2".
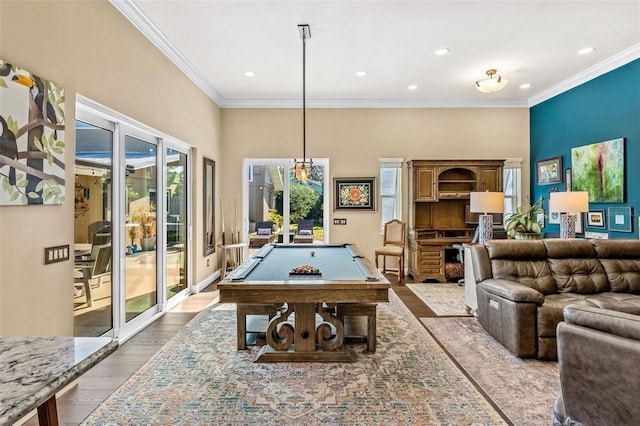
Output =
[
  {"x1": 91, "y1": 244, "x2": 112, "y2": 279},
  {"x1": 88, "y1": 220, "x2": 111, "y2": 245},
  {"x1": 384, "y1": 219, "x2": 406, "y2": 247},
  {"x1": 297, "y1": 219, "x2": 314, "y2": 234},
  {"x1": 256, "y1": 221, "x2": 274, "y2": 235}
]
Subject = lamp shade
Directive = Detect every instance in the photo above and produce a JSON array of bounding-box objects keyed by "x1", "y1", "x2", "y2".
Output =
[
  {"x1": 550, "y1": 191, "x2": 589, "y2": 213},
  {"x1": 470, "y1": 192, "x2": 505, "y2": 214}
]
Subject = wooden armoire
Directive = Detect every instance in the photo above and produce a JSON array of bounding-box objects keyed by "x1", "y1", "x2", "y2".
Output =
[{"x1": 407, "y1": 159, "x2": 504, "y2": 283}]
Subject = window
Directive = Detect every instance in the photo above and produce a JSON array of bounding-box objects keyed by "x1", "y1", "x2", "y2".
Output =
[
  {"x1": 503, "y1": 158, "x2": 523, "y2": 221},
  {"x1": 380, "y1": 158, "x2": 403, "y2": 230}
]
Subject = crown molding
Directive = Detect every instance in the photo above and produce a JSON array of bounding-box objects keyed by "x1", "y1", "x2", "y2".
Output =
[
  {"x1": 109, "y1": 0, "x2": 224, "y2": 106},
  {"x1": 221, "y1": 98, "x2": 528, "y2": 109},
  {"x1": 528, "y1": 43, "x2": 640, "y2": 107}
]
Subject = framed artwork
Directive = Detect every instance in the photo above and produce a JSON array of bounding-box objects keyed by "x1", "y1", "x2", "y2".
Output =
[
  {"x1": 549, "y1": 211, "x2": 561, "y2": 225},
  {"x1": 565, "y1": 168, "x2": 572, "y2": 191},
  {"x1": 0, "y1": 59, "x2": 66, "y2": 205},
  {"x1": 536, "y1": 156, "x2": 563, "y2": 185},
  {"x1": 203, "y1": 158, "x2": 215, "y2": 256},
  {"x1": 571, "y1": 138, "x2": 624, "y2": 202},
  {"x1": 586, "y1": 210, "x2": 605, "y2": 228},
  {"x1": 608, "y1": 207, "x2": 632, "y2": 232},
  {"x1": 574, "y1": 212, "x2": 584, "y2": 234},
  {"x1": 334, "y1": 177, "x2": 376, "y2": 211}
]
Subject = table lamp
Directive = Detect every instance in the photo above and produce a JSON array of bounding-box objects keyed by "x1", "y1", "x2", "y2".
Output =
[
  {"x1": 470, "y1": 191, "x2": 505, "y2": 244},
  {"x1": 549, "y1": 191, "x2": 589, "y2": 239}
]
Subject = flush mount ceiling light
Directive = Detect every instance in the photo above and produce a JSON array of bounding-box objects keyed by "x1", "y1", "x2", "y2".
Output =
[
  {"x1": 475, "y1": 69, "x2": 508, "y2": 94},
  {"x1": 294, "y1": 24, "x2": 312, "y2": 184}
]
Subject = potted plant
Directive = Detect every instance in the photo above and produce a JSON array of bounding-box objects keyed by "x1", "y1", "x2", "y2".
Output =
[
  {"x1": 127, "y1": 223, "x2": 139, "y2": 253},
  {"x1": 131, "y1": 205, "x2": 156, "y2": 251},
  {"x1": 505, "y1": 204, "x2": 544, "y2": 239}
]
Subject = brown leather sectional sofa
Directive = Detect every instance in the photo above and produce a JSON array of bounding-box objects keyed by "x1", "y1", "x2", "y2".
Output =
[
  {"x1": 470, "y1": 238, "x2": 640, "y2": 360},
  {"x1": 553, "y1": 305, "x2": 640, "y2": 425}
]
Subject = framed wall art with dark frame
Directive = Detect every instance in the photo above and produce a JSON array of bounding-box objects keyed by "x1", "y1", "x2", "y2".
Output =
[
  {"x1": 586, "y1": 210, "x2": 605, "y2": 228},
  {"x1": 203, "y1": 157, "x2": 216, "y2": 256},
  {"x1": 536, "y1": 156, "x2": 563, "y2": 185},
  {"x1": 333, "y1": 177, "x2": 376, "y2": 211},
  {"x1": 608, "y1": 207, "x2": 632, "y2": 233}
]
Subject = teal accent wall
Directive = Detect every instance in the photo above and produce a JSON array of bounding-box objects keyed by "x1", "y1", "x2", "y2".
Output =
[{"x1": 530, "y1": 59, "x2": 640, "y2": 239}]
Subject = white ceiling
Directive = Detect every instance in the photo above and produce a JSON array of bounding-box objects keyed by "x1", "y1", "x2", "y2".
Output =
[{"x1": 115, "y1": 0, "x2": 640, "y2": 108}]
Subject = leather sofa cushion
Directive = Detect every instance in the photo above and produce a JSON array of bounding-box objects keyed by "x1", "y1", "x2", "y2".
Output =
[
  {"x1": 538, "y1": 294, "x2": 594, "y2": 337},
  {"x1": 598, "y1": 259, "x2": 640, "y2": 294},
  {"x1": 586, "y1": 293, "x2": 640, "y2": 315},
  {"x1": 491, "y1": 259, "x2": 557, "y2": 295},
  {"x1": 486, "y1": 240, "x2": 547, "y2": 259},
  {"x1": 544, "y1": 238, "x2": 596, "y2": 258},
  {"x1": 548, "y1": 258, "x2": 610, "y2": 294},
  {"x1": 592, "y1": 239, "x2": 640, "y2": 258}
]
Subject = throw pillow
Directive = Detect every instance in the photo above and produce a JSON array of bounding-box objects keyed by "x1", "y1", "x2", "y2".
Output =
[{"x1": 257, "y1": 228, "x2": 271, "y2": 235}]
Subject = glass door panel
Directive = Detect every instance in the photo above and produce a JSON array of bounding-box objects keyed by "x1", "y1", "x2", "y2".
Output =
[
  {"x1": 73, "y1": 119, "x2": 113, "y2": 337},
  {"x1": 166, "y1": 149, "x2": 187, "y2": 299},
  {"x1": 288, "y1": 164, "x2": 325, "y2": 244},
  {"x1": 246, "y1": 163, "x2": 285, "y2": 250},
  {"x1": 124, "y1": 135, "x2": 157, "y2": 322}
]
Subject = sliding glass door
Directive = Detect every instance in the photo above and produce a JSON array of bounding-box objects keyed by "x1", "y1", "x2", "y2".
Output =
[
  {"x1": 123, "y1": 132, "x2": 158, "y2": 323},
  {"x1": 75, "y1": 99, "x2": 192, "y2": 341}
]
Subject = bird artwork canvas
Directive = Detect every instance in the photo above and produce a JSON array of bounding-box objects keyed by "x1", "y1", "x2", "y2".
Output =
[
  {"x1": 0, "y1": 59, "x2": 65, "y2": 205},
  {"x1": 571, "y1": 138, "x2": 625, "y2": 203}
]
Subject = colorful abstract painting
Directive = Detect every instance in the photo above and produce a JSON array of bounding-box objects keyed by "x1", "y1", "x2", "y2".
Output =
[
  {"x1": 571, "y1": 138, "x2": 624, "y2": 203},
  {"x1": 0, "y1": 59, "x2": 65, "y2": 205}
]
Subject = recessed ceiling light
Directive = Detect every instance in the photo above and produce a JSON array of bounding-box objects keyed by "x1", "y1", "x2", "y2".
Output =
[
  {"x1": 434, "y1": 48, "x2": 449, "y2": 56},
  {"x1": 520, "y1": 83, "x2": 531, "y2": 90},
  {"x1": 578, "y1": 47, "x2": 595, "y2": 55},
  {"x1": 408, "y1": 84, "x2": 418, "y2": 90},
  {"x1": 244, "y1": 71, "x2": 255, "y2": 77},
  {"x1": 355, "y1": 71, "x2": 367, "y2": 77}
]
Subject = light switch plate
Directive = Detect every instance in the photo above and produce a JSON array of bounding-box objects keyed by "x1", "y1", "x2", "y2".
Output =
[{"x1": 45, "y1": 245, "x2": 70, "y2": 264}]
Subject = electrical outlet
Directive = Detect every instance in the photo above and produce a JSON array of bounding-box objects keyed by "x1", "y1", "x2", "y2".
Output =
[{"x1": 333, "y1": 218, "x2": 347, "y2": 225}]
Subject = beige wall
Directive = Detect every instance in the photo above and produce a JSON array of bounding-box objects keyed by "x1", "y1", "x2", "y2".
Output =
[
  {"x1": 0, "y1": 1, "x2": 221, "y2": 335},
  {"x1": 0, "y1": 1, "x2": 530, "y2": 336},
  {"x1": 221, "y1": 108, "x2": 530, "y2": 259}
]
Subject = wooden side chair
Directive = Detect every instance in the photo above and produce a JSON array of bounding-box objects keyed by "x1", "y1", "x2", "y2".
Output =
[{"x1": 374, "y1": 219, "x2": 406, "y2": 283}]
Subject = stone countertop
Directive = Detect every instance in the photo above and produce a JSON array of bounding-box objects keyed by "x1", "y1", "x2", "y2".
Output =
[{"x1": 0, "y1": 336, "x2": 118, "y2": 426}]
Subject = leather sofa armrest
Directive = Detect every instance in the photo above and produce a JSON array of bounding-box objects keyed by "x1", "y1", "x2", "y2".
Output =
[
  {"x1": 563, "y1": 305, "x2": 640, "y2": 341},
  {"x1": 479, "y1": 279, "x2": 545, "y2": 304}
]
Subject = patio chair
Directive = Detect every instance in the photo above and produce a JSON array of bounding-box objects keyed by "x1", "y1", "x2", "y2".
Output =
[
  {"x1": 249, "y1": 221, "x2": 276, "y2": 248},
  {"x1": 74, "y1": 244, "x2": 112, "y2": 307},
  {"x1": 293, "y1": 219, "x2": 314, "y2": 244}
]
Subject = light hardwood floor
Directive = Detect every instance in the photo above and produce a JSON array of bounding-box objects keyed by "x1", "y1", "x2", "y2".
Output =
[{"x1": 23, "y1": 275, "x2": 431, "y2": 426}]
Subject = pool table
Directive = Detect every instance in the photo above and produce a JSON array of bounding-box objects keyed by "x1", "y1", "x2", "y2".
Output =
[{"x1": 218, "y1": 244, "x2": 390, "y2": 362}]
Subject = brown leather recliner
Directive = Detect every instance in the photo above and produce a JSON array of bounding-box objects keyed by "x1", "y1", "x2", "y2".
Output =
[{"x1": 553, "y1": 305, "x2": 640, "y2": 426}]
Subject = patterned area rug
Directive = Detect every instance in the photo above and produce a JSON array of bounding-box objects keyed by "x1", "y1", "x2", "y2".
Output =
[
  {"x1": 421, "y1": 317, "x2": 560, "y2": 425},
  {"x1": 82, "y1": 291, "x2": 506, "y2": 425},
  {"x1": 407, "y1": 283, "x2": 471, "y2": 316}
]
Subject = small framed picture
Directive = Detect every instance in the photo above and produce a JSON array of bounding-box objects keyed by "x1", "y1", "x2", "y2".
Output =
[
  {"x1": 549, "y1": 211, "x2": 561, "y2": 225},
  {"x1": 333, "y1": 177, "x2": 376, "y2": 211},
  {"x1": 586, "y1": 210, "x2": 605, "y2": 228},
  {"x1": 565, "y1": 168, "x2": 572, "y2": 191},
  {"x1": 536, "y1": 156, "x2": 563, "y2": 185},
  {"x1": 574, "y1": 212, "x2": 584, "y2": 234},
  {"x1": 608, "y1": 207, "x2": 633, "y2": 232}
]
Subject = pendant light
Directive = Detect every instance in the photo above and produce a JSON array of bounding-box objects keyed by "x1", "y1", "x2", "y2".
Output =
[{"x1": 294, "y1": 24, "x2": 312, "y2": 184}]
